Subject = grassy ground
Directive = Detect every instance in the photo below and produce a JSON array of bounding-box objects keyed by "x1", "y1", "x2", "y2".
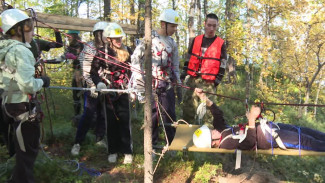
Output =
[{"x1": 1, "y1": 67, "x2": 325, "y2": 182}]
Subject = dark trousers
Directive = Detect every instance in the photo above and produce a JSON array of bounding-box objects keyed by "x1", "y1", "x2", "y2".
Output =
[
  {"x1": 72, "y1": 78, "x2": 81, "y2": 116},
  {"x1": 106, "y1": 93, "x2": 132, "y2": 154},
  {"x1": 276, "y1": 123, "x2": 325, "y2": 151},
  {"x1": 0, "y1": 98, "x2": 15, "y2": 157},
  {"x1": 74, "y1": 91, "x2": 106, "y2": 144},
  {"x1": 152, "y1": 88, "x2": 176, "y2": 146},
  {"x1": 4, "y1": 103, "x2": 40, "y2": 183}
]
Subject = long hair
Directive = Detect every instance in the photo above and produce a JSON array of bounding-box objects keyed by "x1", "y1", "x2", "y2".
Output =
[
  {"x1": 111, "y1": 43, "x2": 130, "y2": 62},
  {"x1": 68, "y1": 33, "x2": 81, "y2": 47},
  {"x1": 93, "y1": 30, "x2": 104, "y2": 49}
]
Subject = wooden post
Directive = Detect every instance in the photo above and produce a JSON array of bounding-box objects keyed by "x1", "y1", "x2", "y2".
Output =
[{"x1": 143, "y1": 0, "x2": 153, "y2": 182}]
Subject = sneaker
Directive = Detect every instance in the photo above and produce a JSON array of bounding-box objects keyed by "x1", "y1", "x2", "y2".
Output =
[
  {"x1": 71, "y1": 144, "x2": 80, "y2": 156},
  {"x1": 108, "y1": 153, "x2": 117, "y2": 163},
  {"x1": 95, "y1": 139, "x2": 107, "y2": 148},
  {"x1": 123, "y1": 154, "x2": 133, "y2": 164}
]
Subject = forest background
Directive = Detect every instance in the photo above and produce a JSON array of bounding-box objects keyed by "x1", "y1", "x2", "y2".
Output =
[{"x1": 0, "y1": 0, "x2": 325, "y2": 182}]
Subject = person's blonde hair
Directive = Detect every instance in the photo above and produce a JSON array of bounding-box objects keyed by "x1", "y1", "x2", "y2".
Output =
[{"x1": 111, "y1": 44, "x2": 129, "y2": 62}]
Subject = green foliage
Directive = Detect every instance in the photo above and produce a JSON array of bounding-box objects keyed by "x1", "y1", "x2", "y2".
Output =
[{"x1": 193, "y1": 162, "x2": 222, "y2": 183}]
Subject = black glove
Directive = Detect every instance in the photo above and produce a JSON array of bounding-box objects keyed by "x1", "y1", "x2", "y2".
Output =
[
  {"x1": 214, "y1": 78, "x2": 221, "y2": 87},
  {"x1": 176, "y1": 86, "x2": 182, "y2": 104},
  {"x1": 40, "y1": 76, "x2": 50, "y2": 87}
]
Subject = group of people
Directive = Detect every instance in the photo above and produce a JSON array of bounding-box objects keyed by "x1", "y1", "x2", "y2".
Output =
[
  {"x1": 0, "y1": 6, "x2": 228, "y2": 182},
  {"x1": 2, "y1": 5, "x2": 324, "y2": 183}
]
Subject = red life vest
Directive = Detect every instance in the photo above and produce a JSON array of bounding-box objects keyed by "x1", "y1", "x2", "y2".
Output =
[{"x1": 187, "y1": 35, "x2": 224, "y2": 81}]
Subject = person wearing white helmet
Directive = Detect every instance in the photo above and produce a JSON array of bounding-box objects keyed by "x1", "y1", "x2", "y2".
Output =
[
  {"x1": 182, "y1": 13, "x2": 228, "y2": 127},
  {"x1": 90, "y1": 22, "x2": 134, "y2": 164},
  {"x1": 193, "y1": 88, "x2": 325, "y2": 151},
  {"x1": 131, "y1": 9, "x2": 182, "y2": 147},
  {"x1": 0, "y1": 8, "x2": 50, "y2": 182},
  {"x1": 70, "y1": 21, "x2": 109, "y2": 156}
]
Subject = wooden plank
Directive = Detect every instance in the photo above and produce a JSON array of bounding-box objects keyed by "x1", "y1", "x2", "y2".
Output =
[
  {"x1": 34, "y1": 12, "x2": 138, "y2": 35},
  {"x1": 35, "y1": 22, "x2": 137, "y2": 35}
]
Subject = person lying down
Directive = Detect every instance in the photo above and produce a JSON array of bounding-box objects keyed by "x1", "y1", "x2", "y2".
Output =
[{"x1": 192, "y1": 88, "x2": 325, "y2": 152}]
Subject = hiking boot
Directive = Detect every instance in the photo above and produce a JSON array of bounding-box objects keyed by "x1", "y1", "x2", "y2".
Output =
[
  {"x1": 71, "y1": 144, "x2": 80, "y2": 156},
  {"x1": 108, "y1": 153, "x2": 117, "y2": 163},
  {"x1": 123, "y1": 154, "x2": 133, "y2": 164}
]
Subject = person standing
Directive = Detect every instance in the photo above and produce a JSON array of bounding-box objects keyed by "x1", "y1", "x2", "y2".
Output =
[
  {"x1": 131, "y1": 9, "x2": 182, "y2": 146},
  {"x1": 0, "y1": 9, "x2": 50, "y2": 182},
  {"x1": 29, "y1": 29, "x2": 63, "y2": 60},
  {"x1": 71, "y1": 22, "x2": 109, "y2": 156},
  {"x1": 182, "y1": 13, "x2": 227, "y2": 126},
  {"x1": 90, "y1": 23, "x2": 133, "y2": 164},
  {"x1": 63, "y1": 30, "x2": 84, "y2": 117}
]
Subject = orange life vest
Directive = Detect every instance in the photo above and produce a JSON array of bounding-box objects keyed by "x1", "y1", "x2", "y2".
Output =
[{"x1": 187, "y1": 35, "x2": 224, "y2": 81}]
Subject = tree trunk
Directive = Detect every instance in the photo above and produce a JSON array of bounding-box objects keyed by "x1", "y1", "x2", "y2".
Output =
[
  {"x1": 144, "y1": 0, "x2": 153, "y2": 182},
  {"x1": 130, "y1": 0, "x2": 136, "y2": 49},
  {"x1": 103, "y1": 0, "x2": 111, "y2": 21},
  {"x1": 225, "y1": 0, "x2": 237, "y2": 84},
  {"x1": 188, "y1": 0, "x2": 196, "y2": 46},
  {"x1": 99, "y1": 0, "x2": 102, "y2": 19},
  {"x1": 86, "y1": 0, "x2": 90, "y2": 19},
  {"x1": 313, "y1": 72, "x2": 322, "y2": 117},
  {"x1": 138, "y1": 0, "x2": 145, "y2": 37},
  {"x1": 203, "y1": 0, "x2": 207, "y2": 16},
  {"x1": 196, "y1": 0, "x2": 202, "y2": 35}
]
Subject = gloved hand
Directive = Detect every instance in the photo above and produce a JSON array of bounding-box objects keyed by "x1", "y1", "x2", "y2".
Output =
[
  {"x1": 65, "y1": 53, "x2": 77, "y2": 60},
  {"x1": 40, "y1": 76, "x2": 50, "y2": 87},
  {"x1": 90, "y1": 86, "x2": 98, "y2": 98},
  {"x1": 97, "y1": 82, "x2": 108, "y2": 93},
  {"x1": 214, "y1": 78, "x2": 221, "y2": 87},
  {"x1": 176, "y1": 86, "x2": 182, "y2": 104}
]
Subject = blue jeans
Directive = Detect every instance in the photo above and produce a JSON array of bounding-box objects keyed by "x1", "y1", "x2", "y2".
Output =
[
  {"x1": 74, "y1": 91, "x2": 106, "y2": 144},
  {"x1": 276, "y1": 123, "x2": 325, "y2": 151}
]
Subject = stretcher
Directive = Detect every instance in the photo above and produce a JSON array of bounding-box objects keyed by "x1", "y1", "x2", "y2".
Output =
[{"x1": 168, "y1": 124, "x2": 325, "y2": 156}]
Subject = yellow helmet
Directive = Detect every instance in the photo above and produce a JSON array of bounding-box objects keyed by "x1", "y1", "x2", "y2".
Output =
[{"x1": 193, "y1": 125, "x2": 211, "y2": 148}]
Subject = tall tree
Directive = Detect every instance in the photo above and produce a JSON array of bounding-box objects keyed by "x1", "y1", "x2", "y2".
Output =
[
  {"x1": 138, "y1": 0, "x2": 145, "y2": 37},
  {"x1": 143, "y1": 0, "x2": 153, "y2": 182},
  {"x1": 188, "y1": 0, "x2": 196, "y2": 46},
  {"x1": 103, "y1": 0, "x2": 111, "y2": 21}
]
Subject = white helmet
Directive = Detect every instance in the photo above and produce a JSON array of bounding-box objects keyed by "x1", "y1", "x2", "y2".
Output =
[
  {"x1": 0, "y1": 9, "x2": 30, "y2": 34},
  {"x1": 93, "y1": 21, "x2": 109, "y2": 32},
  {"x1": 159, "y1": 9, "x2": 180, "y2": 25},
  {"x1": 103, "y1": 22, "x2": 126, "y2": 38},
  {"x1": 193, "y1": 125, "x2": 211, "y2": 148}
]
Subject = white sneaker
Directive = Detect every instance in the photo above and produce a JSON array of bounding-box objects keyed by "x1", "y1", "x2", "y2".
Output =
[
  {"x1": 71, "y1": 144, "x2": 80, "y2": 156},
  {"x1": 108, "y1": 153, "x2": 117, "y2": 163},
  {"x1": 95, "y1": 139, "x2": 107, "y2": 148},
  {"x1": 123, "y1": 154, "x2": 133, "y2": 164}
]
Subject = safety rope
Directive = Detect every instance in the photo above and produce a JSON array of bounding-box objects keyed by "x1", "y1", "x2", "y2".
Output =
[
  {"x1": 179, "y1": 84, "x2": 325, "y2": 108},
  {"x1": 48, "y1": 86, "x2": 135, "y2": 93}
]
